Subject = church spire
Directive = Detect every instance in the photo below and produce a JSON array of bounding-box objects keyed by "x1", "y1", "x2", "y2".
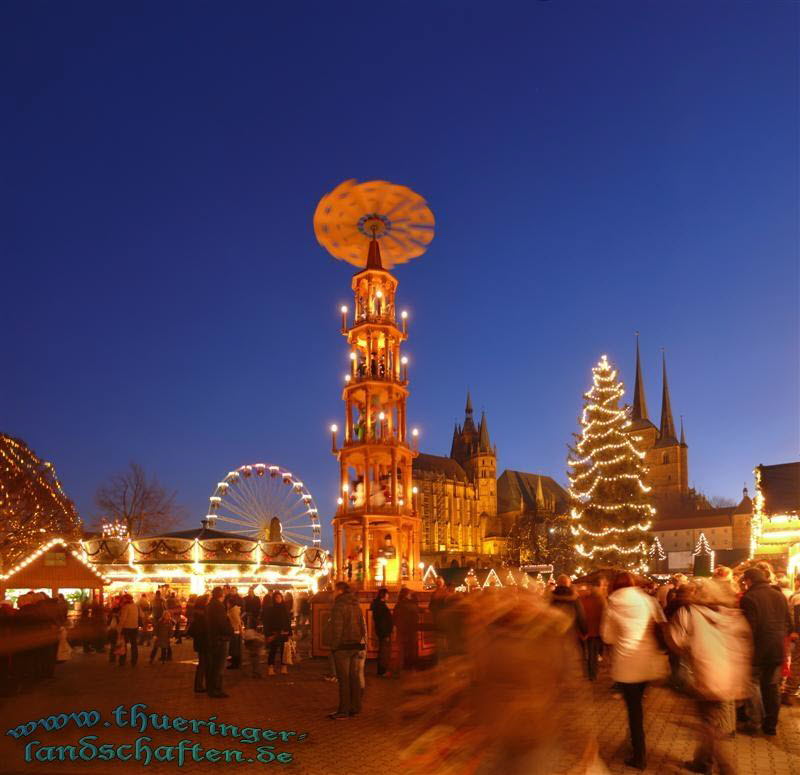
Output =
[
  {"x1": 462, "y1": 390, "x2": 476, "y2": 433},
  {"x1": 632, "y1": 333, "x2": 649, "y2": 422},
  {"x1": 680, "y1": 415, "x2": 687, "y2": 446},
  {"x1": 449, "y1": 422, "x2": 460, "y2": 458},
  {"x1": 478, "y1": 410, "x2": 492, "y2": 452},
  {"x1": 659, "y1": 350, "x2": 677, "y2": 442}
]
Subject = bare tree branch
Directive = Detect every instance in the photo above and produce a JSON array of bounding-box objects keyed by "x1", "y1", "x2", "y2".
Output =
[{"x1": 93, "y1": 462, "x2": 186, "y2": 537}]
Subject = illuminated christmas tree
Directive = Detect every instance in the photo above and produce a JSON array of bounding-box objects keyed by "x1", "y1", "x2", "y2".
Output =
[
  {"x1": 0, "y1": 434, "x2": 82, "y2": 571},
  {"x1": 568, "y1": 355, "x2": 655, "y2": 573},
  {"x1": 692, "y1": 532, "x2": 714, "y2": 577}
]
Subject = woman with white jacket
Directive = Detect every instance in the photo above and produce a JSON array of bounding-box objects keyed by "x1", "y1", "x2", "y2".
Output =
[{"x1": 601, "y1": 572, "x2": 668, "y2": 771}]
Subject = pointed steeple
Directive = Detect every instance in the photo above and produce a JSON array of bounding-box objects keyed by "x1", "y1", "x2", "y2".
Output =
[
  {"x1": 478, "y1": 411, "x2": 492, "y2": 452},
  {"x1": 658, "y1": 350, "x2": 677, "y2": 443},
  {"x1": 462, "y1": 390, "x2": 476, "y2": 433},
  {"x1": 535, "y1": 475, "x2": 545, "y2": 509},
  {"x1": 680, "y1": 415, "x2": 687, "y2": 446},
  {"x1": 366, "y1": 238, "x2": 383, "y2": 270},
  {"x1": 449, "y1": 423, "x2": 460, "y2": 459},
  {"x1": 632, "y1": 333, "x2": 650, "y2": 423}
]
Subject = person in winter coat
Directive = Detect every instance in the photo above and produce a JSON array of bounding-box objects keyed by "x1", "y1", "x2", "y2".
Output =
[
  {"x1": 186, "y1": 595, "x2": 208, "y2": 692},
  {"x1": 263, "y1": 591, "x2": 292, "y2": 675},
  {"x1": 226, "y1": 595, "x2": 243, "y2": 670},
  {"x1": 370, "y1": 587, "x2": 393, "y2": 677},
  {"x1": 117, "y1": 594, "x2": 141, "y2": 667},
  {"x1": 667, "y1": 578, "x2": 752, "y2": 775},
  {"x1": 601, "y1": 572, "x2": 668, "y2": 771},
  {"x1": 392, "y1": 588, "x2": 420, "y2": 675},
  {"x1": 205, "y1": 587, "x2": 233, "y2": 697},
  {"x1": 328, "y1": 581, "x2": 366, "y2": 719},
  {"x1": 550, "y1": 575, "x2": 587, "y2": 639},
  {"x1": 740, "y1": 567, "x2": 793, "y2": 735},
  {"x1": 152, "y1": 590, "x2": 164, "y2": 624},
  {"x1": 244, "y1": 587, "x2": 262, "y2": 629},
  {"x1": 149, "y1": 611, "x2": 174, "y2": 664},
  {"x1": 578, "y1": 582, "x2": 606, "y2": 680}
]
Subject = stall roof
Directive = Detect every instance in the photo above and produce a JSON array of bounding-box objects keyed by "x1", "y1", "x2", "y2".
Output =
[{"x1": 1, "y1": 538, "x2": 107, "y2": 589}]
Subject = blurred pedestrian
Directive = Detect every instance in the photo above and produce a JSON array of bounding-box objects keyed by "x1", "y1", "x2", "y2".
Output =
[
  {"x1": 392, "y1": 588, "x2": 419, "y2": 676},
  {"x1": 667, "y1": 578, "x2": 752, "y2": 775},
  {"x1": 578, "y1": 582, "x2": 606, "y2": 681},
  {"x1": 601, "y1": 572, "x2": 668, "y2": 771},
  {"x1": 550, "y1": 574, "x2": 587, "y2": 638}
]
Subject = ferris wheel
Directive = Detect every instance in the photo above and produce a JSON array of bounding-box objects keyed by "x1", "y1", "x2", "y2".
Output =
[{"x1": 206, "y1": 464, "x2": 321, "y2": 546}]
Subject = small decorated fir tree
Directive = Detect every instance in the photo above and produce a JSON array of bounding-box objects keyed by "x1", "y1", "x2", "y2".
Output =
[
  {"x1": 568, "y1": 355, "x2": 655, "y2": 573},
  {"x1": 692, "y1": 532, "x2": 714, "y2": 577}
]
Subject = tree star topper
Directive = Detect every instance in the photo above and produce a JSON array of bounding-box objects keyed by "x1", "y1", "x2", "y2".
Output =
[{"x1": 313, "y1": 179, "x2": 435, "y2": 269}]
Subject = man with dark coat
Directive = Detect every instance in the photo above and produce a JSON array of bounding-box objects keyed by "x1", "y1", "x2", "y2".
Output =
[
  {"x1": 740, "y1": 567, "x2": 792, "y2": 735},
  {"x1": 369, "y1": 588, "x2": 393, "y2": 677},
  {"x1": 205, "y1": 586, "x2": 233, "y2": 698},
  {"x1": 244, "y1": 587, "x2": 262, "y2": 629}
]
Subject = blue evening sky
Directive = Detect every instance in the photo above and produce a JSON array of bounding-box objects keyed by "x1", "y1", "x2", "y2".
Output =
[{"x1": 3, "y1": 2, "x2": 797, "y2": 544}]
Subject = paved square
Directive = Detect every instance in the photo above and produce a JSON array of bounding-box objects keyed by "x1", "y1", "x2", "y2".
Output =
[{"x1": 1, "y1": 641, "x2": 799, "y2": 774}]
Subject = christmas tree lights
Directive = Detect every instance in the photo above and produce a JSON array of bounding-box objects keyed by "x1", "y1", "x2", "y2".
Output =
[
  {"x1": 0, "y1": 434, "x2": 82, "y2": 573},
  {"x1": 692, "y1": 532, "x2": 714, "y2": 576},
  {"x1": 568, "y1": 355, "x2": 655, "y2": 573}
]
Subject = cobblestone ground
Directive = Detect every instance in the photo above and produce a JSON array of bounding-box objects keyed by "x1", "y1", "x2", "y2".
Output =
[{"x1": 1, "y1": 640, "x2": 799, "y2": 774}]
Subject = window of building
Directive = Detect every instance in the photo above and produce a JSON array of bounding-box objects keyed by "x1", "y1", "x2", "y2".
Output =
[{"x1": 662, "y1": 452, "x2": 669, "y2": 465}]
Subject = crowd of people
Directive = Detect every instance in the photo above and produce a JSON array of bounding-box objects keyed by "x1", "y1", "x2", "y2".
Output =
[
  {"x1": 2, "y1": 561, "x2": 799, "y2": 773},
  {"x1": 0, "y1": 592, "x2": 68, "y2": 695},
  {"x1": 369, "y1": 563, "x2": 797, "y2": 775}
]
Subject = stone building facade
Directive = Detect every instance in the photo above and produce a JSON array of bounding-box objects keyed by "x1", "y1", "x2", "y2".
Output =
[{"x1": 413, "y1": 394, "x2": 569, "y2": 568}]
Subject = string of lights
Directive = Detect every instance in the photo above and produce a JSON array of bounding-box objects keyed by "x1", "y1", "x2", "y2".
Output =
[{"x1": 567, "y1": 355, "x2": 653, "y2": 573}]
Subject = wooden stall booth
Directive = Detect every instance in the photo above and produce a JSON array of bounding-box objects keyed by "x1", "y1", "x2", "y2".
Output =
[{"x1": 0, "y1": 538, "x2": 108, "y2": 603}]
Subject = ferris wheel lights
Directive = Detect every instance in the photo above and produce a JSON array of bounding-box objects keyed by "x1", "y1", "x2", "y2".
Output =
[{"x1": 210, "y1": 496, "x2": 222, "y2": 504}]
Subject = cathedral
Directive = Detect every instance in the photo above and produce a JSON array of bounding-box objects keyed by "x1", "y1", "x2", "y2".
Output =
[{"x1": 413, "y1": 393, "x2": 569, "y2": 568}]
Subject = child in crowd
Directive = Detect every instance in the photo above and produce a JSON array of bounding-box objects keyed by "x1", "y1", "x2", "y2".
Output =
[{"x1": 150, "y1": 611, "x2": 174, "y2": 664}]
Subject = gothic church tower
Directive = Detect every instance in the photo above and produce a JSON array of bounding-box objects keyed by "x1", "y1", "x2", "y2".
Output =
[
  {"x1": 451, "y1": 392, "x2": 497, "y2": 517},
  {"x1": 627, "y1": 339, "x2": 689, "y2": 499}
]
